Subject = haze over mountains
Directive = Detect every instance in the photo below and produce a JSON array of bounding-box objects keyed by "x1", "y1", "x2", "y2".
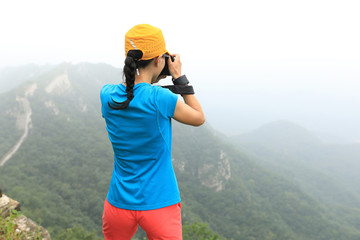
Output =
[
  {"x1": 2, "y1": 63, "x2": 359, "y2": 145},
  {"x1": 233, "y1": 121, "x2": 360, "y2": 203},
  {"x1": 0, "y1": 63, "x2": 359, "y2": 239}
]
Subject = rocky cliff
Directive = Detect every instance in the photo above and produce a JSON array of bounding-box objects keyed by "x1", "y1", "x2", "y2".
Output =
[{"x1": 0, "y1": 187, "x2": 51, "y2": 239}]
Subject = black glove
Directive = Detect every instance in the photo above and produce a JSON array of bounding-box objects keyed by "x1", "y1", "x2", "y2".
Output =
[{"x1": 162, "y1": 75, "x2": 195, "y2": 95}]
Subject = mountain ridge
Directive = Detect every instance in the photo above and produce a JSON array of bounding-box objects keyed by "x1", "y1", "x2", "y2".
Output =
[{"x1": 232, "y1": 120, "x2": 322, "y2": 149}]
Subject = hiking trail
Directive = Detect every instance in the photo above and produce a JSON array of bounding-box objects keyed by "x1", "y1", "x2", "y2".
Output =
[{"x1": 0, "y1": 84, "x2": 35, "y2": 167}]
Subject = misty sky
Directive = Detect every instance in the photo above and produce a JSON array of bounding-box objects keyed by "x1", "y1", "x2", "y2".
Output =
[{"x1": 0, "y1": 0, "x2": 359, "y2": 142}]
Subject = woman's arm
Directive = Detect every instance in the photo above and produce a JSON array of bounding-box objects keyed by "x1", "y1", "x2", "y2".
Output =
[
  {"x1": 173, "y1": 95, "x2": 205, "y2": 126},
  {"x1": 168, "y1": 54, "x2": 205, "y2": 126}
]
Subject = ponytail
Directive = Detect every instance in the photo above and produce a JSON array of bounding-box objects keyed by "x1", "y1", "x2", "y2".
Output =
[{"x1": 108, "y1": 50, "x2": 152, "y2": 110}]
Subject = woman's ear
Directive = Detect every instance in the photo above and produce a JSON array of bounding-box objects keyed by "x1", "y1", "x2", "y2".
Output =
[{"x1": 153, "y1": 56, "x2": 162, "y2": 65}]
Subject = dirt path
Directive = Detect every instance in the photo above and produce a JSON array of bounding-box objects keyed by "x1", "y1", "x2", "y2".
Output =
[{"x1": 0, "y1": 96, "x2": 32, "y2": 167}]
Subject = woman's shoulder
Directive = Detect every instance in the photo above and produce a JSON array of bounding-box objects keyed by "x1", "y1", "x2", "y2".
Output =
[
  {"x1": 100, "y1": 84, "x2": 124, "y2": 95},
  {"x1": 100, "y1": 84, "x2": 125, "y2": 105},
  {"x1": 153, "y1": 85, "x2": 177, "y2": 99},
  {"x1": 101, "y1": 83, "x2": 115, "y2": 90}
]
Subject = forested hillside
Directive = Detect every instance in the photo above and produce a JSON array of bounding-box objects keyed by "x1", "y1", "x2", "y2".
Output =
[
  {"x1": 232, "y1": 120, "x2": 360, "y2": 234},
  {"x1": 1, "y1": 64, "x2": 360, "y2": 239}
]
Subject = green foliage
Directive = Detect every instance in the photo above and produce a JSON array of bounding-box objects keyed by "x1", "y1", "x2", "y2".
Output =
[
  {"x1": 0, "y1": 209, "x2": 24, "y2": 240},
  {"x1": 52, "y1": 225, "x2": 102, "y2": 240},
  {"x1": 183, "y1": 221, "x2": 224, "y2": 240},
  {"x1": 0, "y1": 209, "x2": 43, "y2": 240}
]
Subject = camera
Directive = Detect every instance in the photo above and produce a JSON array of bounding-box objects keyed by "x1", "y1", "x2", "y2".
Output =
[{"x1": 159, "y1": 54, "x2": 175, "y2": 76}]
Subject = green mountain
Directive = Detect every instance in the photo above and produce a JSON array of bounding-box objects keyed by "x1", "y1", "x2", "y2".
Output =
[
  {"x1": 1, "y1": 64, "x2": 360, "y2": 239},
  {"x1": 232, "y1": 120, "x2": 360, "y2": 232}
]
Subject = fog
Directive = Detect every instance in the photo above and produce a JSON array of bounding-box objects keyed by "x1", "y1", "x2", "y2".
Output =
[{"x1": 1, "y1": 0, "x2": 359, "y2": 142}]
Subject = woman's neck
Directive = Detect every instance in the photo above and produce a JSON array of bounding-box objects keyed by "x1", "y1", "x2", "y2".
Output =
[{"x1": 134, "y1": 68, "x2": 154, "y2": 85}]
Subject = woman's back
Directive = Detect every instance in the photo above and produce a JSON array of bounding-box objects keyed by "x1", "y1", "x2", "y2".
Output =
[{"x1": 100, "y1": 82, "x2": 180, "y2": 210}]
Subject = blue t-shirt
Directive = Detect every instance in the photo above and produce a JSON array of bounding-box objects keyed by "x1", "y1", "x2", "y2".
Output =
[{"x1": 100, "y1": 82, "x2": 180, "y2": 210}]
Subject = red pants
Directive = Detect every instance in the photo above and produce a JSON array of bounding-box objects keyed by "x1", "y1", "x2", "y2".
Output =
[{"x1": 102, "y1": 199, "x2": 182, "y2": 240}]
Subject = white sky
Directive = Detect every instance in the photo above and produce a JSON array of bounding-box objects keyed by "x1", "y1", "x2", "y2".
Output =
[{"x1": 1, "y1": 0, "x2": 359, "y2": 141}]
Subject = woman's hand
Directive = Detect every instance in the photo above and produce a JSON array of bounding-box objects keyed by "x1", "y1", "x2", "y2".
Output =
[{"x1": 168, "y1": 54, "x2": 182, "y2": 79}]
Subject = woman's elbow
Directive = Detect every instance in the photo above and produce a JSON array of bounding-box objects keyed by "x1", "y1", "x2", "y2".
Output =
[{"x1": 193, "y1": 114, "x2": 206, "y2": 126}]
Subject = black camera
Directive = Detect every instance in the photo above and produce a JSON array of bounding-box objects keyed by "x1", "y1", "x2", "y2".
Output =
[{"x1": 159, "y1": 54, "x2": 175, "y2": 76}]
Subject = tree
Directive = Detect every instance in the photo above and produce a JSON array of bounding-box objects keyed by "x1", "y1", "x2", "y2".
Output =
[
  {"x1": 52, "y1": 225, "x2": 101, "y2": 240},
  {"x1": 182, "y1": 221, "x2": 225, "y2": 240}
]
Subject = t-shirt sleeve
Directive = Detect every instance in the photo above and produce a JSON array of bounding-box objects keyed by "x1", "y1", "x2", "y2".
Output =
[
  {"x1": 155, "y1": 87, "x2": 178, "y2": 118},
  {"x1": 100, "y1": 84, "x2": 110, "y2": 118}
]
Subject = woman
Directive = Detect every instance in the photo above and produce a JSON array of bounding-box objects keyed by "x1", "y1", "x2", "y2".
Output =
[{"x1": 100, "y1": 24, "x2": 205, "y2": 240}]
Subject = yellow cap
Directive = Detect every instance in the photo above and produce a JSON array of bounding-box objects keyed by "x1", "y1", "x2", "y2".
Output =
[{"x1": 125, "y1": 24, "x2": 169, "y2": 60}]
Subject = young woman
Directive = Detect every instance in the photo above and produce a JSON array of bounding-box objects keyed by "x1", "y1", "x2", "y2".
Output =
[{"x1": 100, "y1": 24, "x2": 205, "y2": 240}]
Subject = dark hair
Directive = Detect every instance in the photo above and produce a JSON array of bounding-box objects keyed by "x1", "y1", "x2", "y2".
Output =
[{"x1": 108, "y1": 50, "x2": 153, "y2": 109}]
